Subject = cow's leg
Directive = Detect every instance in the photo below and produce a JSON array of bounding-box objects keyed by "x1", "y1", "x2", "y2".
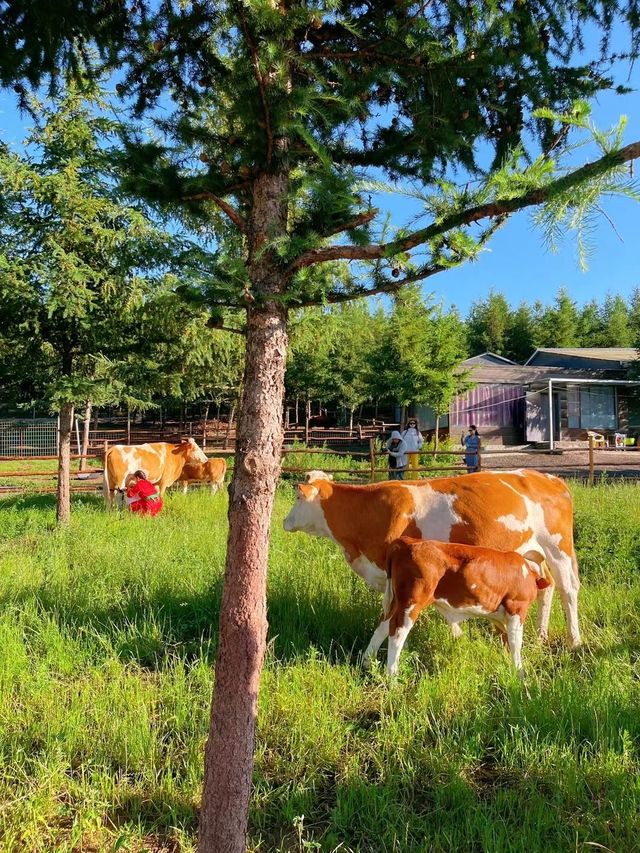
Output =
[
  {"x1": 387, "y1": 605, "x2": 422, "y2": 677},
  {"x1": 363, "y1": 618, "x2": 390, "y2": 667},
  {"x1": 116, "y1": 489, "x2": 124, "y2": 510},
  {"x1": 505, "y1": 614, "x2": 525, "y2": 677},
  {"x1": 542, "y1": 551, "x2": 581, "y2": 648},
  {"x1": 182, "y1": 482, "x2": 189, "y2": 494},
  {"x1": 536, "y1": 584, "x2": 554, "y2": 642},
  {"x1": 450, "y1": 623, "x2": 464, "y2": 639}
]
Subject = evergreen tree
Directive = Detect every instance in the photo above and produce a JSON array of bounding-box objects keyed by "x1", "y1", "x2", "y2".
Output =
[
  {"x1": 599, "y1": 293, "x2": 633, "y2": 346},
  {"x1": 578, "y1": 299, "x2": 604, "y2": 346},
  {"x1": 466, "y1": 291, "x2": 511, "y2": 355},
  {"x1": 505, "y1": 302, "x2": 537, "y2": 363},
  {"x1": 629, "y1": 287, "x2": 640, "y2": 348},
  {"x1": 540, "y1": 287, "x2": 580, "y2": 347},
  {"x1": 4, "y1": 5, "x2": 640, "y2": 849},
  {"x1": 0, "y1": 83, "x2": 177, "y2": 522}
]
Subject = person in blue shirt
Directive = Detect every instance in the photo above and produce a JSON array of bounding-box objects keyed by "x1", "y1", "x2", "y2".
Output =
[{"x1": 461, "y1": 425, "x2": 481, "y2": 473}]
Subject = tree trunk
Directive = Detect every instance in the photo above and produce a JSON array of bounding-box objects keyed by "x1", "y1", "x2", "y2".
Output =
[
  {"x1": 203, "y1": 402, "x2": 210, "y2": 449},
  {"x1": 199, "y1": 168, "x2": 289, "y2": 853},
  {"x1": 434, "y1": 413, "x2": 440, "y2": 453},
  {"x1": 81, "y1": 401, "x2": 92, "y2": 467},
  {"x1": 56, "y1": 401, "x2": 74, "y2": 525},
  {"x1": 199, "y1": 301, "x2": 288, "y2": 851}
]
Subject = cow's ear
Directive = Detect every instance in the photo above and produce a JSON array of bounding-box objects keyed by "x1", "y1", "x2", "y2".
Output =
[{"x1": 297, "y1": 483, "x2": 318, "y2": 501}]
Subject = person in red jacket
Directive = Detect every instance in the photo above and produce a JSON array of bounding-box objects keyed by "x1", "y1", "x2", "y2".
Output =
[{"x1": 125, "y1": 470, "x2": 163, "y2": 516}]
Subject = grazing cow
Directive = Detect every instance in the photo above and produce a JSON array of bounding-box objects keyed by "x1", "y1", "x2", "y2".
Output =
[
  {"x1": 177, "y1": 457, "x2": 227, "y2": 494},
  {"x1": 103, "y1": 438, "x2": 208, "y2": 508},
  {"x1": 364, "y1": 537, "x2": 551, "y2": 676},
  {"x1": 283, "y1": 469, "x2": 581, "y2": 647}
]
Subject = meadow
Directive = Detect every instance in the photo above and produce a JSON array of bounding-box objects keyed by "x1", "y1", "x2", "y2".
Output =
[{"x1": 0, "y1": 480, "x2": 638, "y2": 852}]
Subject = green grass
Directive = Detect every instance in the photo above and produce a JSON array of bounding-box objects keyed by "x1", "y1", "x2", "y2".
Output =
[{"x1": 0, "y1": 482, "x2": 639, "y2": 851}]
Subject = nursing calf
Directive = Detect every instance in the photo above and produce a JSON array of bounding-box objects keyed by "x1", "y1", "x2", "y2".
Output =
[
  {"x1": 283, "y1": 470, "x2": 581, "y2": 648},
  {"x1": 178, "y1": 457, "x2": 227, "y2": 494},
  {"x1": 364, "y1": 537, "x2": 551, "y2": 677}
]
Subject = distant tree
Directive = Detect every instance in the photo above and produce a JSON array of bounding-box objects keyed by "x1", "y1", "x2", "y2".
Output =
[
  {"x1": 326, "y1": 303, "x2": 374, "y2": 428},
  {"x1": 578, "y1": 299, "x2": 604, "y2": 346},
  {"x1": 420, "y1": 306, "x2": 469, "y2": 450},
  {"x1": 539, "y1": 288, "x2": 580, "y2": 347},
  {"x1": 0, "y1": 84, "x2": 177, "y2": 522},
  {"x1": 629, "y1": 288, "x2": 640, "y2": 348},
  {"x1": 598, "y1": 293, "x2": 633, "y2": 346},
  {"x1": 466, "y1": 291, "x2": 511, "y2": 356},
  {"x1": 505, "y1": 302, "x2": 537, "y2": 363}
]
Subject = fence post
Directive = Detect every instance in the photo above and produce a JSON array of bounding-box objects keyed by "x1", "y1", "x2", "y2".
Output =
[
  {"x1": 588, "y1": 435, "x2": 594, "y2": 486},
  {"x1": 369, "y1": 438, "x2": 376, "y2": 483}
]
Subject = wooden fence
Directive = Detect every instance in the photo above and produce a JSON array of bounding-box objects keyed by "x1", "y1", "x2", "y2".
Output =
[{"x1": 1, "y1": 435, "x2": 638, "y2": 496}]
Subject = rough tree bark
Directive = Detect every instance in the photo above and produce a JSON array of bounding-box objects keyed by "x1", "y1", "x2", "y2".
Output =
[
  {"x1": 199, "y1": 171, "x2": 289, "y2": 853},
  {"x1": 56, "y1": 401, "x2": 74, "y2": 525},
  {"x1": 81, "y1": 401, "x2": 92, "y2": 466}
]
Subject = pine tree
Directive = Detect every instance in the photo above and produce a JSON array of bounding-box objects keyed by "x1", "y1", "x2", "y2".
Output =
[
  {"x1": 0, "y1": 83, "x2": 179, "y2": 521},
  {"x1": 4, "y1": 4, "x2": 640, "y2": 849},
  {"x1": 599, "y1": 293, "x2": 633, "y2": 346},
  {"x1": 505, "y1": 302, "x2": 537, "y2": 363},
  {"x1": 466, "y1": 291, "x2": 511, "y2": 355}
]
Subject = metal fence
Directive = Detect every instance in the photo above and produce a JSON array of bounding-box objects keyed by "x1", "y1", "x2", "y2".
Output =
[{"x1": 0, "y1": 419, "x2": 59, "y2": 457}]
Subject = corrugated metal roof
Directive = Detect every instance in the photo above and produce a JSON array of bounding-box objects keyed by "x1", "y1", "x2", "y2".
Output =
[
  {"x1": 462, "y1": 352, "x2": 517, "y2": 366},
  {"x1": 525, "y1": 347, "x2": 638, "y2": 365},
  {"x1": 456, "y1": 363, "x2": 623, "y2": 384}
]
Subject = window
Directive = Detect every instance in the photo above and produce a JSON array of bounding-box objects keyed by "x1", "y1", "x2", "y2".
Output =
[{"x1": 579, "y1": 386, "x2": 616, "y2": 429}]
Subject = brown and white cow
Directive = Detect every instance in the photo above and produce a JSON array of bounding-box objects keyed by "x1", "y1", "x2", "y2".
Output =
[
  {"x1": 177, "y1": 457, "x2": 227, "y2": 494},
  {"x1": 364, "y1": 536, "x2": 551, "y2": 676},
  {"x1": 283, "y1": 470, "x2": 581, "y2": 647},
  {"x1": 103, "y1": 438, "x2": 208, "y2": 507}
]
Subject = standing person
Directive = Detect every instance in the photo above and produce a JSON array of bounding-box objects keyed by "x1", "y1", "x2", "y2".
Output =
[
  {"x1": 385, "y1": 430, "x2": 408, "y2": 480},
  {"x1": 125, "y1": 470, "x2": 163, "y2": 516},
  {"x1": 401, "y1": 417, "x2": 424, "y2": 477},
  {"x1": 461, "y1": 425, "x2": 481, "y2": 473}
]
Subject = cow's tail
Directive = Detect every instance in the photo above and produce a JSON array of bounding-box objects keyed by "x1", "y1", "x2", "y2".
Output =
[{"x1": 102, "y1": 447, "x2": 111, "y2": 507}]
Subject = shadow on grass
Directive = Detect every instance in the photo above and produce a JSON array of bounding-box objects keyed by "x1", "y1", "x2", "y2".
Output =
[
  {"x1": 0, "y1": 492, "x2": 104, "y2": 512},
  {"x1": 1, "y1": 573, "x2": 380, "y2": 669}
]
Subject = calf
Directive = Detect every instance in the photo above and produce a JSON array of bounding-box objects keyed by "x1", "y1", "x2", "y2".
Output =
[
  {"x1": 178, "y1": 458, "x2": 227, "y2": 494},
  {"x1": 363, "y1": 537, "x2": 551, "y2": 677}
]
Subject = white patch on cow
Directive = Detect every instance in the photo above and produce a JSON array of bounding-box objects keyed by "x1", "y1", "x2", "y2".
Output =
[
  {"x1": 521, "y1": 564, "x2": 528, "y2": 578},
  {"x1": 406, "y1": 484, "x2": 462, "y2": 540},
  {"x1": 434, "y1": 598, "x2": 494, "y2": 622},
  {"x1": 470, "y1": 583, "x2": 477, "y2": 590},
  {"x1": 383, "y1": 577, "x2": 393, "y2": 617},
  {"x1": 496, "y1": 512, "x2": 529, "y2": 532},
  {"x1": 350, "y1": 554, "x2": 386, "y2": 593},
  {"x1": 283, "y1": 491, "x2": 336, "y2": 541}
]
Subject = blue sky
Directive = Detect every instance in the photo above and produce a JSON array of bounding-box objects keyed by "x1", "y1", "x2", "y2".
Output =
[{"x1": 1, "y1": 23, "x2": 638, "y2": 318}]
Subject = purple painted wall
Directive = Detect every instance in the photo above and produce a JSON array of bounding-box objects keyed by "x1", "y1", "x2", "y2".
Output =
[{"x1": 450, "y1": 384, "x2": 526, "y2": 430}]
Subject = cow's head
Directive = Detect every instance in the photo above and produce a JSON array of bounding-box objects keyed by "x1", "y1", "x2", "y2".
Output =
[
  {"x1": 283, "y1": 480, "x2": 333, "y2": 536},
  {"x1": 175, "y1": 437, "x2": 208, "y2": 464}
]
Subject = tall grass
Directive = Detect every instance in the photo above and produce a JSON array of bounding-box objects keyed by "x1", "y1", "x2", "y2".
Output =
[{"x1": 0, "y1": 481, "x2": 638, "y2": 851}]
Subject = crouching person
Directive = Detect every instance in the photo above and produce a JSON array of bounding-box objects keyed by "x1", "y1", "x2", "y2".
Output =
[
  {"x1": 125, "y1": 470, "x2": 163, "y2": 517},
  {"x1": 363, "y1": 537, "x2": 551, "y2": 678}
]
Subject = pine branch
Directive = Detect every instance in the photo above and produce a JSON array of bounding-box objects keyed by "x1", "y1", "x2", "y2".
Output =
[
  {"x1": 181, "y1": 192, "x2": 247, "y2": 233},
  {"x1": 235, "y1": 1, "x2": 273, "y2": 167},
  {"x1": 320, "y1": 209, "x2": 378, "y2": 238},
  {"x1": 286, "y1": 140, "x2": 640, "y2": 276}
]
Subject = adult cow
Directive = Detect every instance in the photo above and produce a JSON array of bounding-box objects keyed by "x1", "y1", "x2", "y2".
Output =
[
  {"x1": 103, "y1": 438, "x2": 208, "y2": 508},
  {"x1": 283, "y1": 470, "x2": 581, "y2": 647}
]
